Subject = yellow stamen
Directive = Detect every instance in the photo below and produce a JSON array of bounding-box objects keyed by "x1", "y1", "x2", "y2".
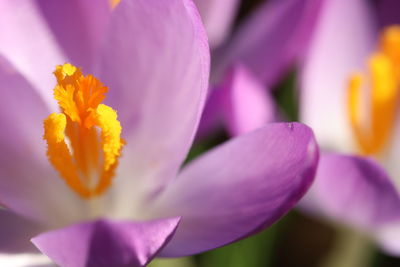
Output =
[
  {"x1": 347, "y1": 72, "x2": 367, "y2": 151},
  {"x1": 43, "y1": 113, "x2": 91, "y2": 197},
  {"x1": 347, "y1": 25, "x2": 400, "y2": 156},
  {"x1": 44, "y1": 63, "x2": 124, "y2": 198},
  {"x1": 381, "y1": 25, "x2": 400, "y2": 67}
]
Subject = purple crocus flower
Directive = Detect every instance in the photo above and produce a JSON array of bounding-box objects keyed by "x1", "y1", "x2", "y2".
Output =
[
  {"x1": 192, "y1": 0, "x2": 240, "y2": 49},
  {"x1": 197, "y1": 0, "x2": 325, "y2": 138},
  {"x1": 300, "y1": 0, "x2": 400, "y2": 255},
  {"x1": 211, "y1": 0, "x2": 325, "y2": 86},
  {"x1": 0, "y1": 0, "x2": 319, "y2": 266}
]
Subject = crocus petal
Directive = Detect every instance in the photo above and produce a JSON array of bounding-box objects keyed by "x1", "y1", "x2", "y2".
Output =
[
  {"x1": 377, "y1": 0, "x2": 400, "y2": 27},
  {"x1": 301, "y1": 153, "x2": 400, "y2": 230},
  {"x1": 193, "y1": 0, "x2": 240, "y2": 48},
  {"x1": 0, "y1": 0, "x2": 65, "y2": 108},
  {"x1": 213, "y1": 0, "x2": 324, "y2": 85},
  {"x1": 197, "y1": 65, "x2": 275, "y2": 139},
  {"x1": 96, "y1": 0, "x2": 210, "y2": 211},
  {"x1": 32, "y1": 218, "x2": 180, "y2": 267},
  {"x1": 376, "y1": 223, "x2": 400, "y2": 256},
  {"x1": 0, "y1": 209, "x2": 45, "y2": 253},
  {"x1": 148, "y1": 123, "x2": 318, "y2": 257},
  {"x1": 195, "y1": 86, "x2": 225, "y2": 140},
  {"x1": 220, "y1": 65, "x2": 276, "y2": 136},
  {"x1": 35, "y1": 0, "x2": 111, "y2": 72},
  {"x1": 0, "y1": 253, "x2": 54, "y2": 267},
  {"x1": 382, "y1": 119, "x2": 400, "y2": 188},
  {"x1": 0, "y1": 57, "x2": 83, "y2": 225},
  {"x1": 300, "y1": 0, "x2": 376, "y2": 152}
]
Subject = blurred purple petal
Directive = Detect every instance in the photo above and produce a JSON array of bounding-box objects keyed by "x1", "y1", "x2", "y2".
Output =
[
  {"x1": 195, "y1": 86, "x2": 225, "y2": 140},
  {"x1": 193, "y1": 0, "x2": 240, "y2": 48},
  {"x1": 197, "y1": 65, "x2": 275, "y2": 138},
  {"x1": 0, "y1": 209, "x2": 45, "y2": 254},
  {"x1": 213, "y1": 0, "x2": 324, "y2": 85},
  {"x1": 32, "y1": 217, "x2": 180, "y2": 267},
  {"x1": 35, "y1": 0, "x2": 111, "y2": 72},
  {"x1": 300, "y1": 0, "x2": 376, "y2": 152},
  {"x1": 377, "y1": 0, "x2": 400, "y2": 27},
  {"x1": 301, "y1": 153, "x2": 400, "y2": 230},
  {"x1": 220, "y1": 65, "x2": 276, "y2": 136},
  {"x1": 150, "y1": 123, "x2": 318, "y2": 256}
]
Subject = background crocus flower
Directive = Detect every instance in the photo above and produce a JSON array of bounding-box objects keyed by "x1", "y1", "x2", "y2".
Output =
[
  {"x1": 196, "y1": 0, "x2": 326, "y2": 140},
  {"x1": 197, "y1": 64, "x2": 277, "y2": 138},
  {"x1": 300, "y1": 0, "x2": 400, "y2": 255},
  {"x1": 192, "y1": 0, "x2": 241, "y2": 49},
  {"x1": 211, "y1": 0, "x2": 325, "y2": 86},
  {"x1": 0, "y1": 0, "x2": 319, "y2": 266}
]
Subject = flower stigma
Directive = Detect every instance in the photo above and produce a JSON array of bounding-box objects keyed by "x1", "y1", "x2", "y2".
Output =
[
  {"x1": 43, "y1": 63, "x2": 124, "y2": 198},
  {"x1": 347, "y1": 25, "x2": 400, "y2": 156}
]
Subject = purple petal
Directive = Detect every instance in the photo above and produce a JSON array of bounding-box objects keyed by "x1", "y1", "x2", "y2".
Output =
[
  {"x1": 300, "y1": 0, "x2": 376, "y2": 152},
  {"x1": 213, "y1": 0, "x2": 324, "y2": 85},
  {"x1": 195, "y1": 86, "x2": 225, "y2": 140},
  {"x1": 35, "y1": 0, "x2": 111, "y2": 72},
  {"x1": 219, "y1": 65, "x2": 276, "y2": 136},
  {"x1": 193, "y1": 0, "x2": 240, "y2": 48},
  {"x1": 376, "y1": 223, "x2": 400, "y2": 256},
  {"x1": 0, "y1": 209, "x2": 45, "y2": 253},
  {"x1": 0, "y1": 57, "x2": 82, "y2": 224},
  {"x1": 0, "y1": 0, "x2": 65, "y2": 107},
  {"x1": 377, "y1": 0, "x2": 400, "y2": 27},
  {"x1": 197, "y1": 65, "x2": 276, "y2": 139},
  {"x1": 301, "y1": 153, "x2": 400, "y2": 230},
  {"x1": 150, "y1": 123, "x2": 318, "y2": 257},
  {"x1": 32, "y1": 218, "x2": 180, "y2": 267},
  {"x1": 96, "y1": 0, "x2": 210, "y2": 203}
]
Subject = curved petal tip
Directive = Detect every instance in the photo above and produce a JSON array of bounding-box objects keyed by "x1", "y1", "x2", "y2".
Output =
[{"x1": 32, "y1": 217, "x2": 180, "y2": 267}]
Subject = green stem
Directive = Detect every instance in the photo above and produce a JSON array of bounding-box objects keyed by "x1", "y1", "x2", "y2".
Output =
[
  {"x1": 321, "y1": 227, "x2": 375, "y2": 267},
  {"x1": 148, "y1": 257, "x2": 196, "y2": 267}
]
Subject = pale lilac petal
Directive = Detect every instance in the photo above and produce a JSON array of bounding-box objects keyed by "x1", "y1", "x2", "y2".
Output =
[
  {"x1": 193, "y1": 0, "x2": 240, "y2": 48},
  {"x1": 301, "y1": 153, "x2": 400, "y2": 230},
  {"x1": 376, "y1": 223, "x2": 400, "y2": 256},
  {"x1": 96, "y1": 0, "x2": 210, "y2": 209},
  {"x1": 36, "y1": 0, "x2": 111, "y2": 72},
  {"x1": 382, "y1": 119, "x2": 400, "y2": 188},
  {"x1": 0, "y1": 209, "x2": 45, "y2": 253},
  {"x1": 213, "y1": 0, "x2": 324, "y2": 85},
  {"x1": 220, "y1": 65, "x2": 276, "y2": 136},
  {"x1": 0, "y1": 253, "x2": 54, "y2": 267},
  {"x1": 149, "y1": 123, "x2": 318, "y2": 256},
  {"x1": 0, "y1": 0, "x2": 65, "y2": 108},
  {"x1": 32, "y1": 218, "x2": 180, "y2": 267},
  {"x1": 0, "y1": 57, "x2": 84, "y2": 225},
  {"x1": 300, "y1": 0, "x2": 376, "y2": 152}
]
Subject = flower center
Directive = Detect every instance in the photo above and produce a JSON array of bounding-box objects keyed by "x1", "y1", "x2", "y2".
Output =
[
  {"x1": 43, "y1": 63, "x2": 124, "y2": 198},
  {"x1": 347, "y1": 26, "x2": 400, "y2": 156}
]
